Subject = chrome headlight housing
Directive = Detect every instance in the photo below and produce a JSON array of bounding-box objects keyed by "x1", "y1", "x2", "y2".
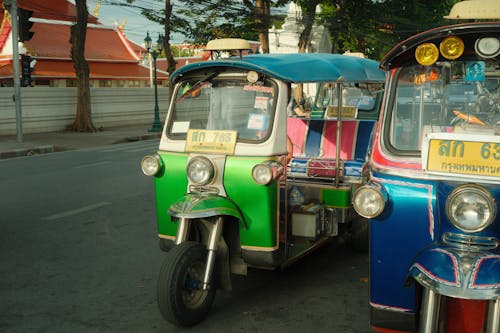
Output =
[
  {"x1": 141, "y1": 154, "x2": 162, "y2": 176},
  {"x1": 353, "y1": 183, "x2": 388, "y2": 218},
  {"x1": 446, "y1": 185, "x2": 496, "y2": 233},
  {"x1": 252, "y1": 164, "x2": 273, "y2": 185},
  {"x1": 187, "y1": 156, "x2": 215, "y2": 185},
  {"x1": 475, "y1": 37, "x2": 500, "y2": 59},
  {"x1": 252, "y1": 161, "x2": 283, "y2": 185}
]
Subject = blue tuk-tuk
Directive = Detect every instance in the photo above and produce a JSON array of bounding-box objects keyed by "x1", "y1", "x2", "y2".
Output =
[{"x1": 352, "y1": 1, "x2": 500, "y2": 332}]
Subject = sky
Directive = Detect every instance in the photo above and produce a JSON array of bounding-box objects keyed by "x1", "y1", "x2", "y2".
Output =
[{"x1": 86, "y1": 0, "x2": 185, "y2": 46}]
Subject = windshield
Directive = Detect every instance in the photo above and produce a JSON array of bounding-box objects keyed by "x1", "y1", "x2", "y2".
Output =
[
  {"x1": 387, "y1": 60, "x2": 500, "y2": 153},
  {"x1": 167, "y1": 73, "x2": 278, "y2": 142},
  {"x1": 313, "y1": 82, "x2": 383, "y2": 119}
]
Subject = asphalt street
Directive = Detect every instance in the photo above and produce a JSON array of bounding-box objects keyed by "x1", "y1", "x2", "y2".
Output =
[{"x1": 0, "y1": 140, "x2": 371, "y2": 333}]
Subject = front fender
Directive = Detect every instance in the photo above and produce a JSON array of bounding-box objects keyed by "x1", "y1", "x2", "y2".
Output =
[
  {"x1": 408, "y1": 245, "x2": 500, "y2": 300},
  {"x1": 169, "y1": 193, "x2": 246, "y2": 228}
]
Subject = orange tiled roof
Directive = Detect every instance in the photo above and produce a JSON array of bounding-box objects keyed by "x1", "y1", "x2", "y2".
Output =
[
  {"x1": 0, "y1": 0, "x2": 166, "y2": 81},
  {"x1": 25, "y1": 21, "x2": 140, "y2": 61},
  {"x1": 10, "y1": 0, "x2": 99, "y2": 24},
  {"x1": 0, "y1": 10, "x2": 10, "y2": 51}
]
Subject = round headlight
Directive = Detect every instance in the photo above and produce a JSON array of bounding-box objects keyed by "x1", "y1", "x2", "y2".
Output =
[
  {"x1": 353, "y1": 184, "x2": 388, "y2": 218},
  {"x1": 475, "y1": 37, "x2": 500, "y2": 59},
  {"x1": 187, "y1": 156, "x2": 214, "y2": 185},
  {"x1": 141, "y1": 155, "x2": 161, "y2": 176},
  {"x1": 415, "y1": 43, "x2": 439, "y2": 66},
  {"x1": 252, "y1": 164, "x2": 273, "y2": 185},
  {"x1": 446, "y1": 185, "x2": 496, "y2": 233},
  {"x1": 440, "y1": 36, "x2": 464, "y2": 60}
]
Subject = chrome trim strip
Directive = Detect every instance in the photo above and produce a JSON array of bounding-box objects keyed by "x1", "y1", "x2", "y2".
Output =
[{"x1": 442, "y1": 232, "x2": 499, "y2": 251}]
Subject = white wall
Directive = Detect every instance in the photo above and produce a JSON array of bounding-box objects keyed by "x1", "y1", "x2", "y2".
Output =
[{"x1": 0, "y1": 87, "x2": 169, "y2": 135}]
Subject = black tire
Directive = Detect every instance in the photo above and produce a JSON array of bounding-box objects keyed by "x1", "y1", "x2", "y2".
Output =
[
  {"x1": 349, "y1": 217, "x2": 369, "y2": 253},
  {"x1": 158, "y1": 238, "x2": 174, "y2": 252},
  {"x1": 157, "y1": 241, "x2": 216, "y2": 327}
]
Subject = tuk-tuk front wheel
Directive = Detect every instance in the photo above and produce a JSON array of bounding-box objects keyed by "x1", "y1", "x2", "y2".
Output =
[{"x1": 157, "y1": 241, "x2": 216, "y2": 327}]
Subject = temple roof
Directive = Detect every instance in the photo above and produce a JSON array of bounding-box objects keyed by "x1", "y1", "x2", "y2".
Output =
[
  {"x1": 15, "y1": 0, "x2": 99, "y2": 23},
  {"x1": 24, "y1": 21, "x2": 140, "y2": 62},
  {"x1": 0, "y1": 0, "x2": 169, "y2": 81}
]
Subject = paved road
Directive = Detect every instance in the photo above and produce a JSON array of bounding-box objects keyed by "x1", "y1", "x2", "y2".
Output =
[{"x1": 0, "y1": 140, "x2": 371, "y2": 333}]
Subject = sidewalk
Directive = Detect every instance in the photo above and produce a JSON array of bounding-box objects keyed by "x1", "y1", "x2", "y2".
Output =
[{"x1": 0, "y1": 124, "x2": 162, "y2": 159}]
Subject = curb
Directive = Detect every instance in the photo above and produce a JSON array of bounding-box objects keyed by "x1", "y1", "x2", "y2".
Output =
[
  {"x1": 0, "y1": 133, "x2": 161, "y2": 160},
  {"x1": 125, "y1": 133, "x2": 162, "y2": 142},
  {"x1": 0, "y1": 145, "x2": 55, "y2": 159}
]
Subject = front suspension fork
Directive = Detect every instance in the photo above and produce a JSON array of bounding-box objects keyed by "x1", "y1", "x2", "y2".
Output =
[{"x1": 175, "y1": 216, "x2": 224, "y2": 291}]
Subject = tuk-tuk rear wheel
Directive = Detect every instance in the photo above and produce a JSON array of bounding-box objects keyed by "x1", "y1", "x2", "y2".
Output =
[{"x1": 157, "y1": 241, "x2": 216, "y2": 327}]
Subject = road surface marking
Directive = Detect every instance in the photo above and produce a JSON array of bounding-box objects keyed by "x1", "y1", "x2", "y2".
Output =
[
  {"x1": 73, "y1": 161, "x2": 111, "y2": 169},
  {"x1": 42, "y1": 202, "x2": 112, "y2": 221}
]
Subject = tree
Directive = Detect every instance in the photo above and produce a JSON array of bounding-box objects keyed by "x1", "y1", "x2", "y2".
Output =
[
  {"x1": 163, "y1": 0, "x2": 176, "y2": 99},
  {"x1": 315, "y1": 1, "x2": 458, "y2": 60},
  {"x1": 69, "y1": 0, "x2": 95, "y2": 132},
  {"x1": 118, "y1": 0, "x2": 190, "y2": 98},
  {"x1": 176, "y1": 0, "x2": 288, "y2": 52},
  {"x1": 294, "y1": 0, "x2": 321, "y2": 53},
  {"x1": 254, "y1": 0, "x2": 271, "y2": 53}
]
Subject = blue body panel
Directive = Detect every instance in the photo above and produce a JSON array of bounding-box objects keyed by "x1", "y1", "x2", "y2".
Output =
[
  {"x1": 370, "y1": 173, "x2": 500, "y2": 311},
  {"x1": 354, "y1": 121, "x2": 375, "y2": 160},
  {"x1": 370, "y1": 173, "x2": 436, "y2": 312},
  {"x1": 304, "y1": 120, "x2": 324, "y2": 157}
]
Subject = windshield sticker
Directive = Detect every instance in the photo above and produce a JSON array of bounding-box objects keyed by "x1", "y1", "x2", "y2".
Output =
[
  {"x1": 465, "y1": 61, "x2": 485, "y2": 82},
  {"x1": 244, "y1": 85, "x2": 274, "y2": 93},
  {"x1": 171, "y1": 121, "x2": 190, "y2": 133},
  {"x1": 247, "y1": 113, "x2": 270, "y2": 131},
  {"x1": 254, "y1": 96, "x2": 269, "y2": 110}
]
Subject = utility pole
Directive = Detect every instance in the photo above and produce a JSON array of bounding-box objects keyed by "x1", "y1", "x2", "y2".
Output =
[{"x1": 4, "y1": 0, "x2": 23, "y2": 143}]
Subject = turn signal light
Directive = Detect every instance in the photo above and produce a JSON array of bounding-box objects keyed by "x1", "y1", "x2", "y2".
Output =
[
  {"x1": 415, "y1": 43, "x2": 439, "y2": 66},
  {"x1": 440, "y1": 36, "x2": 464, "y2": 60}
]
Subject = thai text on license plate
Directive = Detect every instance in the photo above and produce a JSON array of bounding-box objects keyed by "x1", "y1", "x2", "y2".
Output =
[
  {"x1": 426, "y1": 138, "x2": 500, "y2": 178},
  {"x1": 185, "y1": 129, "x2": 237, "y2": 154}
]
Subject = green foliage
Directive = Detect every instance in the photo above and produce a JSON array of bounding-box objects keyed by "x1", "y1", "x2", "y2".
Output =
[
  {"x1": 115, "y1": 0, "x2": 462, "y2": 60},
  {"x1": 170, "y1": 45, "x2": 196, "y2": 57},
  {"x1": 318, "y1": 0, "x2": 461, "y2": 59},
  {"x1": 175, "y1": 0, "x2": 287, "y2": 44}
]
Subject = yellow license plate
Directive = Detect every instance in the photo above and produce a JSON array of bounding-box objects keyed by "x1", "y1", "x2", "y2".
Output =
[
  {"x1": 186, "y1": 129, "x2": 237, "y2": 154},
  {"x1": 326, "y1": 106, "x2": 357, "y2": 118},
  {"x1": 426, "y1": 139, "x2": 500, "y2": 177}
]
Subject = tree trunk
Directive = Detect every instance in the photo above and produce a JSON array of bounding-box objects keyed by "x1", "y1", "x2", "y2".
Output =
[
  {"x1": 70, "y1": 0, "x2": 95, "y2": 132},
  {"x1": 255, "y1": 0, "x2": 270, "y2": 53},
  {"x1": 297, "y1": 1, "x2": 319, "y2": 53},
  {"x1": 164, "y1": 0, "x2": 177, "y2": 100}
]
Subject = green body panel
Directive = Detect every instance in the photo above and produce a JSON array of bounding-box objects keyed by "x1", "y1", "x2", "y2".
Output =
[
  {"x1": 224, "y1": 156, "x2": 279, "y2": 248},
  {"x1": 154, "y1": 152, "x2": 278, "y2": 248},
  {"x1": 320, "y1": 187, "x2": 352, "y2": 208},
  {"x1": 154, "y1": 152, "x2": 189, "y2": 237},
  {"x1": 169, "y1": 194, "x2": 244, "y2": 221}
]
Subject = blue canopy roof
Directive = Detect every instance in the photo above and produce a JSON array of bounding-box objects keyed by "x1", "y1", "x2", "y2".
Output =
[{"x1": 170, "y1": 53, "x2": 386, "y2": 83}]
